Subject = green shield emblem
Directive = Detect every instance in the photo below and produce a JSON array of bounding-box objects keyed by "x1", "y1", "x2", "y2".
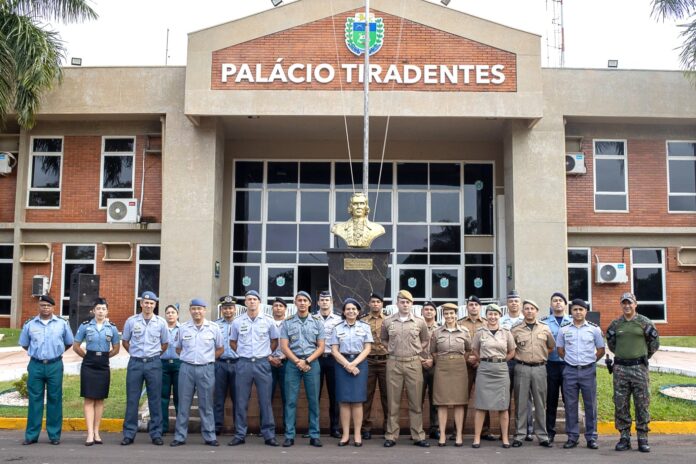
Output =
[{"x1": 345, "y1": 13, "x2": 384, "y2": 56}]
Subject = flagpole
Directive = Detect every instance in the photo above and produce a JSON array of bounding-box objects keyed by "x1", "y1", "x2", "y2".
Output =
[{"x1": 363, "y1": 0, "x2": 370, "y2": 195}]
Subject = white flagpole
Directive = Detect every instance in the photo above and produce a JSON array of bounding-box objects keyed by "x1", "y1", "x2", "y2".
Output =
[{"x1": 363, "y1": 0, "x2": 370, "y2": 195}]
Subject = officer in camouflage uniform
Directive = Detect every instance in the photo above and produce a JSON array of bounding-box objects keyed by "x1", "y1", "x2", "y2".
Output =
[{"x1": 606, "y1": 292, "x2": 659, "y2": 453}]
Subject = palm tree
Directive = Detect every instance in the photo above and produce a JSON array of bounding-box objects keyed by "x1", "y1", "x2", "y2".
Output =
[
  {"x1": 651, "y1": 0, "x2": 696, "y2": 73},
  {"x1": 0, "y1": 0, "x2": 97, "y2": 129}
]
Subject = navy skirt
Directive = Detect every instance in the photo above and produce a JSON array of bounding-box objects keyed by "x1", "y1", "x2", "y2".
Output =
[{"x1": 334, "y1": 355, "x2": 368, "y2": 403}]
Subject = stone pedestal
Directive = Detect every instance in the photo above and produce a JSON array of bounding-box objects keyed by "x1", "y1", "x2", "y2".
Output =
[{"x1": 326, "y1": 249, "x2": 392, "y2": 313}]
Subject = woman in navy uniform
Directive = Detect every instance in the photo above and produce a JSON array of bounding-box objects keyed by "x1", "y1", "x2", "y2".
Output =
[
  {"x1": 72, "y1": 297, "x2": 120, "y2": 445},
  {"x1": 160, "y1": 304, "x2": 181, "y2": 434}
]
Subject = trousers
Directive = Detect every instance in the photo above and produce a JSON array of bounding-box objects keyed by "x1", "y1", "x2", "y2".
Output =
[
  {"x1": 385, "y1": 358, "x2": 425, "y2": 441},
  {"x1": 161, "y1": 359, "x2": 181, "y2": 434},
  {"x1": 362, "y1": 357, "x2": 388, "y2": 433},
  {"x1": 25, "y1": 359, "x2": 63, "y2": 442},
  {"x1": 123, "y1": 357, "x2": 162, "y2": 440},
  {"x1": 234, "y1": 358, "x2": 276, "y2": 440},
  {"x1": 563, "y1": 363, "x2": 597, "y2": 442},
  {"x1": 284, "y1": 359, "x2": 321, "y2": 439},
  {"x1": 513, "y1": 363, "x2": 548, "y2": 441},
  {"x1": 174, "y1": 362, "x2": 216, "y2": 443}
]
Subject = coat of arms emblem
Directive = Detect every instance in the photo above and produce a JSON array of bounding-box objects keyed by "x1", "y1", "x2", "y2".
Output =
[{"x1": 345, "y1": 13, "x2": 384, "y2": 56}]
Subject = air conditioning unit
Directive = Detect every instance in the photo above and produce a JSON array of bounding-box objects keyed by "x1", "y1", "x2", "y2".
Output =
[
  {"x1": 0, "y1": 152, "x2": 17, "y2": 175},
  {"x1": 106, "y1": 198, "x2": 138, "y2": 223},
  {"x1": 566, "y1": 153, "x2": 586, "y2": 175},
  {"x1": 596, "y1": 263, "x2": 628, "y2": 284},
  {"x1": 32, "y1": 275, "x2": 49, "y2": 297}
]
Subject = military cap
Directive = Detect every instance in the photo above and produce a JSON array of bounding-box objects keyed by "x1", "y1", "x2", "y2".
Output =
[
  {"x1": 397, "y1": 289, "x2": 414, "y2": 302},
  {"x1": 38, "y1": 295, "x2": 55, "y2": 305},
  {"x1": 190, "y1": 298, "x2": 207, "y2": 307},
  {"x1": 219, "y1": 295, "x2": 237, "y2": 306},
  {"x1": 620, "y1": 292, "x2": 637, "y2": 304},
  {"x1": 570, "y1": 298, "x2": 589, "y2": 310},
  {"x1": 141, "y1": 291, "x2": 158, "y2": 301}
]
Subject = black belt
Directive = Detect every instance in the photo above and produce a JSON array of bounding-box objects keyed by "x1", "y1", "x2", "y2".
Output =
[
  {"x1": 131, "y1": 355, "x2": 160, "y2": 363},
  {"x1": 614, "y1": 357, "x2": 645, "y2": 366},
  {"x1": 321, "y1": 353, "x2": 333, "y2": 358},
  {"x1": 239, "y1": 357, "x2": 270, "y2": 362},
  {"x1": 565, "y1": 362, "x2": 595, "y2": 369},
  {"x1": 481, "y1": 357, "x2": 505, "y2": 363},
  {"x1": 341, "y1": 353, "x2": 360, "y2": 358},
  {"x1": 517, "y1": 360, "x2": 546, "y2": 367},
  {"x1": 368, "y1": 354, "x2": 388, "y2": 361},
  {"x1": 162, "y1": 359, "x2": 179, "y2": 364},
  {"x1": 31, "y1": 356, "x2": 62, "y2": 364},
  {"x1": 86, "y1": 350, "x2": 107, "y2": 357},
  {"x1": 217, "y1": 358, "x2": 239, "y2": 364}
]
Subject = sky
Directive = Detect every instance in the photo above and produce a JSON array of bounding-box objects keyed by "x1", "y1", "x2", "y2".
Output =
[{"x1": 51, "y1": 0, "x2": 687, "y2": 70}]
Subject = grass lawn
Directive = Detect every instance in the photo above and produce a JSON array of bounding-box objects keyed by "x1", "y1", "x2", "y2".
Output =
[
  {"x1": 660, "y1": 336, "x2": 696, "y2": 348},
  {"x1": 0, "y1": 369, "x2": 128, "y2": 418},
  {"x1": 597, "y1": 368, "x2": 696, "y2": 421},
  {"x1": 0, "y1": 329, "x2": 21, "y2": 348}
]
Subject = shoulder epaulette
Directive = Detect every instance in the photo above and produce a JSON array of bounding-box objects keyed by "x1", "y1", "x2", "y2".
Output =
[
  {"x1": 81, "y1": 319, "x2": 91, "y2": 325},
  {"x1": 511, "y1": 320, "x2": 524, "y2": 329},
  {"x1": 538, "y1": 319, "x2": 548, "y2": 325},
  {"x1": 560, "y1": 320, "x2": 572, "y2": 327},
  {"x1": 23, "y1": 318, "x2": 34, "y2": 326},
  {"x1": 586, "y1": 321, "x2": 598, "y2": 327}
]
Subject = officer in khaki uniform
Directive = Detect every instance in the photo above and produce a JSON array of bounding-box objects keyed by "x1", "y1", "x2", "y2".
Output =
[
  {"x1": 361, "y1": 292, "x2": 389, "y2": 440},
  {"x1": 510, "y1": 300, "x2": 555, "y2": 448},
  {"x1": 381, "y1": 290, "x2": 430, "y2": 448},
  {"x1": 421, "y1": 301, "x2": 440, "y2": 439}
]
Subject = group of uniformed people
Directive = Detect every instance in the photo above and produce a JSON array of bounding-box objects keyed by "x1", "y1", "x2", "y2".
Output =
[{"x1": 19, "y1": 286, "x2": 659, "y2": 452}]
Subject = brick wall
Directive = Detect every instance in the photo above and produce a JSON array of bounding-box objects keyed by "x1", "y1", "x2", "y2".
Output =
[
  {"x1": 0, "y1": 153, "x2": 17, "y2": 223},
  {"x1": 212, "y1": 8, "x2": 517, "y2": 92}
]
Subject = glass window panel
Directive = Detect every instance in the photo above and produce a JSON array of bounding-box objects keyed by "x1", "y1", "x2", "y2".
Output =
[
  {"x1": 669, "y1": 195, "x2": 696, "y2": 212},
  {"x1": 369, "y1": 224, "x2": 392, "y2": 249},
  {"x1": 65, "y1": 246, "x2": 95, "y2": 260},
  {"x1": 232, "y1": 252, "x2": 261, "y2": 263},
  {"x1": 632, "y1": 268, "x2": 663, "y2": 301},
  {"x1": 235, "y1": 191, "x2": 262, "y2": 221},
  {"x1": 465, "y1": 266, "x2": 494, "y2": 299},
  {"x1": 139, "y1": 246, "x2": 161, "y2": 261},
  {"x1": 268, "y1": 162, "x2": 298, "y2": 187},
  {"x1": 464, "y1": 164, "x2": 493, "y2": 235},
  {"x1": 398, "y1": 192, "x2": 427, "y2": 222},
  {"x1": 431, "y1": 192, "x2": 460, "y2": 223},
  {"x1": 595, "y1": 194, "x2": 627, "y2": 211},
  {"x1": 397, "y1": 163, "x2": 428, "y2": 189},
  {"x1": 370, "y1": 162, "x2": 393, "y2": 188},
  {"x1": 0, "y1": 245, "x2": 12, "y2": 259},
  {"x1": 28, "y1": 191, "x2": 60, "y2": 207},
  {"x1": 633, "y1": 249, "x2": 662, "y2": 264},
  {"x1": 668, "y1": 142, "x2": 696, "y2": 157},
  {"x1": 101, "y1": 191, "x2": 133, "y2": 207},
  {"x1": 33, "y1": 138, "x2": 62, "y2": 152},
  {"x1": 430, "y1": 225, "x2": 461, "y2": 253},
  {"x1": 267, "y1": 191, "x2": 297, "y2": 221},
  {"x1": 397, "y1": 254, "x2": 428, "y2": 264},
  {"x1": 0, "y1": 263, "x2": 11, "y2": 295},
  {"x1": 398, "y1": 268, "x2": 426, "y2": 298},
  {"x1": 102, "y1": 156, "x2": 133, "y2": 188},
  {"x1": 384, "y1": 267, "x2": 392, "y2": 299},
  {"x1": 63, "y1": 263, "x2": 95, "y2": 297},
  {"x1": 568, "y1": 249, "x2": 589, "y2": 264},
  {"x1": 464, "y1": 254, "x2": 494, "y2": 265},
  {"x1": 397, "y1": 224, "x2": 428, "y2": 253},
  {"x1": 430, "y1": 255, "x2": 460, "y2": 265},
  {"x1": 138, "y1": 264, "x2": 160, "y2": 297},
  {"x1": 300, "y1": 162, "x2": 331, "y2": 188},
  {"x1": 233, "y1": 265, "x2": 260, "y2": 297},
  {"x1": 233, "y1": 223, "x2": 262, "y2": 251},
  {"x1": 235, "y1": 161, "x2": 263, "y2": 188},
  {"x1": 431, "y1": 269, "x2": 458, "y2": 299},
  {"x1": 298, "y1": 253, "x2": 328, "y2": 264},
  {"x1": 61, "y1": 300, "x2": 70, "y2": 317},
  {"x1": 668, "y1": 160, "x2": 696, "y2": 193},
  {"x1": 266, "y1": 253, "x2": 296, "y2": 263},
  {"x1": 595, "y1": 159, "x2": 626, "y2": 192},
  {"x1": 31, "y1": 156, "x2": 61, "y2": 188},
  {"x1": 568, "y1": 267, "x2": 589, "y2": 302},
  {"x1": 266, "y1": 224, "x2": 297, "y2": 252},
  {"x1": 334, "y1": 162, "x2": 361, "y2": 189},
  {"x1": 299, "y1": 224, "x2": 329, "y2": 251},
  {"x1": 300, "y1": 191, "x2": 329, "y2": 222},
  {"x1": 637, "y1": 304, "x2": 665, "y2": 321},
  {"x1": 0, "y1": 299, "x2": 10, "y2": 315},
  {"x1": 104, "y1": 138, "x2": 134, "y2": 152},
  {"x1": 335, "y1": 191, "x2": 352, "y2": 221},
  {"x1": 368, "y1": 191, "x2": 392, "y2": 223},
  {"x1": 595, "y1": 141, "x2": 624, "y2": 156},
  {"x1": 430, "y1": 163, "x2": 461, "y2": 189},
  {"x1": 268, "y1": 267, "x2": 295, "y2": 297}
]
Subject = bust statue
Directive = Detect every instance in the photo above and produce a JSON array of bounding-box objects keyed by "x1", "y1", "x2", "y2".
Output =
[{"x1": 331, "y1": 192, "x2": 385, "y2": 248}]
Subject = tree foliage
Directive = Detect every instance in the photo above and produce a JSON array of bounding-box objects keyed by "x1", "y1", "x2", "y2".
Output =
[{"x1": 651, "y1": 0, "x2": 696, "y2": 73}]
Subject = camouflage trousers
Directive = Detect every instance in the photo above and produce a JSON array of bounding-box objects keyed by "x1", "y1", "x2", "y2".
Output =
[{"x1": 613, "y1": 364, "x2": 650, "y2": 438}]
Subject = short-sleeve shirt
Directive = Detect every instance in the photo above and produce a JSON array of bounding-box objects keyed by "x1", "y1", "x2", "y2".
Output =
[
  {"x1": 122, "y1": 313, "x2": 169, "y2": 358},
  {"x1": 315, "y1": 312, "x2": 343, "y2": 353},
  {"x1": 381, "y1": 313, "x2": 430, "y2": 358},
  {"x1": 500, "y1": 313, "x2": 523, "y2": 331},
  {"x1": 175, "y1": 319, "x2": 223, "y2": 365},
  {"x1": 458, "y1": 314, "x2": 485, "y2": 336},
  {"x1": 511, "y1": 321, "x2": 555, "y2": 364},
  {"x1": 280, "y1": 314, "x2": 325, "y2": 357},
  {"x1": 556, "y1": 321, "x2": 605, "y2": 366},
  {"x1": 19, "y1": 315, "x2": 74, "y2": 360},
  {"x1": 161, "y1": 323, "x2": 180, "y2": 360},
  {"x1": 542, "y1": 314, "x2": 572, "y2": 362},
  {"x1": 215, "y1": 317, "x2": 239, "y2": 360},
  {"x1": 270, "y1": 318, "x2": 286, "y2": 359},
  {"x1": 230, "y1": 312, "x2": 279, "y2": 358},
  {"x1": 472, "y1": 327, "x2": 515, "y2": 360},
  {"x1": 329, "y1": 320, "x2": 374, "y2": 354},
  {"x1": 361, "y1": 311, "x2": 388, "y2": 356},
  {"x1": 430, "y1": 325, "x2": 471, "y2": 356},
  {"x1": 74, "y1": 319, "x2": 120, "y2": 352}
]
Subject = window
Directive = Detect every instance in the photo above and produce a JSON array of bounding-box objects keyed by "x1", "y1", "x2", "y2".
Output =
[
  {"x1": 136, "y1": 245, "x2": 160, "y2": 311},
  {"x1": 667, "y1": 141, "x2": 696, "y2": 212},
  {"x1": 464, "y1": 253, "x2": 494, "y2": 299},
  {"x1": 28, "y1": 137, "x2": 63, "y2": 207},
  {"x1": 631, "y1": 248, "x2": 666, "y2": 322},
  {"x1": 594, "y1": 140, "x2": 628, "y2": 211},
  {"x1": 567, "y1": 248, "x2": 591, "y2": 303},
  {"x1": 61, "y1": 245, "x2": 96, "y2": 316},
  {"x1": 100, "y1": 137, "x2": 135, "y2": 207},
  {"x1": 0, "y1": 245, "x2": 12, "y2": 316}
]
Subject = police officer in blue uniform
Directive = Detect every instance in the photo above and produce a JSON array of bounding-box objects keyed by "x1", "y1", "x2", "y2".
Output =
[
  {"x1": 227, "y1": 290, "x2": 280, "y2": 447},
  {"x1": 170, "y1": 298, "x2": 224, "y2": 447},
  {"x1": 19, "y1": 295, "x2": 74, "y2": 445},
  {"x1": 269, "y1": 297, "x2": 288, "y2": 424},
  {"x1": 160, "y1": 304, "x2": 181, "y2": 435},
  {"x1": 121, "y1": 291, "x2": 169, "y2": 446},
  {"x1": 315, "y1": 290, "x2": 343, "y2": 438},
  {"x1": 214, "y1": 295, "x2": 239, "y2": 434}
]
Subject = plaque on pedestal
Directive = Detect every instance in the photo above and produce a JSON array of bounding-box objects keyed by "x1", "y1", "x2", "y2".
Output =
[{"x1": 326, "y1": 249, "x2": 392, "y2": 314}]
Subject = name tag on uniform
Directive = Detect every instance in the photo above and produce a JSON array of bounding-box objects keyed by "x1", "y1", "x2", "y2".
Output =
[
  {"x1": 134, "y1": 324, "x2": 143, "y2": 334},
  {"x1": 337, "y1": 331, "x2": 347, "y2": 339},
  {"x1": 240, "y1": 324, "x2": 250, "y2": 335},
  {"x1": 356, "y1": 329, "x2": 366, "y2": 336},
  {"x1": 183, "y1": 334, "x2": 193, "y2": 340}
]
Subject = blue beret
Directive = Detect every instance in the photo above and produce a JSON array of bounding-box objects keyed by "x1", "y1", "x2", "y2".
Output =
[
  {"x1": 245, "y1": 290, "x2": 261, "y2": 300},
  {"x1": 190, "y1": 298, "x2": 207, "y2": 307},
  {"x1": 141, "y1": 291, "x2": 158, "y2": 301},
  {"x1": 342, "y1": 298, "x2": 362, "y2": 312},
  {"x1": 319, "y1": 290, "x2": 331, "y2": 298}
]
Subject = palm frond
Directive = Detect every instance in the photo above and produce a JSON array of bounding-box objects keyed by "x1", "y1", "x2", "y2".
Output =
[
  {"x1": 678, "y1": 19, "x2": 696, "y2": 80},
  {"x1": 651, "y1": 0, "x2": 695, "y2": 21},
  {"x1": 3, "y1": 0, "x2": 97, "y2": 23},
  {"x1": 0, "y1": 27, "x2": 17, "y2": 123}
]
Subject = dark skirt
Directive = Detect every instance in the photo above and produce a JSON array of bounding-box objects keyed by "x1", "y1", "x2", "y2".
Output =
[
  {"x1": 80, "y1": 351, "x2": 111, "y2": 399},
  {"x1": 334, "y1": 355, "x2": 368, "y2": 403}
]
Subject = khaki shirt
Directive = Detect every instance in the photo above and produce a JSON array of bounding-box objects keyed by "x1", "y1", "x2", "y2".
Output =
[
  {"x1": 472, "y1": 327, "x2": 515, "y2": 359},
  {"x1": 430, "y1": 325, "x2": 471, "y2": 357},
  {"x1": 381, "y1": 312, "x2": 430, "y2": 358},
  {"x1": 511, "y1": 320, "x2": 555, "y2": 364},
  {"x1": 458, "y1": 314, "x2": 486, "y2": 335},
  {"x1": 362, "y1": 311, "x2": 388, "y2": 356}
]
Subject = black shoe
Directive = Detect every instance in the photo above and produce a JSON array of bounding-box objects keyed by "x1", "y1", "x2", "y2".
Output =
[
  {"x1": 413, "y1": 440, "x2": 430, "y2": 448},
  {"x1": 169, "y1": 440, "x2": 185, "y2": 447},
  {"x1": 384, "y1": 439, "x2": 396, "y2": 447},
  {"x1": 338, "y1": 440, "x2": 350, "y2": 447},
  {"x1": 120, "y1": 438, "x2": 134, "y2": 446},
  {"x1": 205, "y1": 440, "x2": 219, "y2": 447},
  {"x1": 50, "y1": 439, "x2": 60, "y2": 445},
  {"x1": 563, "y1": 440, "x2": 578, "y2": 449},
  {"x1": 525, "y1": 434, "x2": 533, "y2": 442},
  {"x1": 587, "y1": 440, "x2": 599, "y2": 450},
  {"x1": 471, "y1": 443, "x2": 480, "y2": 449},
  {"x1": 265, "y1": 438, "x2": 280, "y2": 447},
  {"x1": 227, "y1": 437, "x2": 245, "y2": 446},
  {"x1": 22, "y1": 439, "x2": 37, "y2": 445},
  {"x1": 540, "y1": 440, "x2": 552, "y2": 448},
  {"x1": 85, "y1": 441, "x2": 94, "y2": 446},
  {"x1": 438, "y1": 442, "x2": 446, "y2": 447},
  {"x1": 309, "y1": 438, "x2": 323, "y2": 447},
  {"x1": 362, "y1": 431, "x2": 372, "y2": 440},
  {"x1": 282, "y1": 438, "x2": 294, "y2": 447},
  {"x1": 481, "y1": 433, "x2": 497, "y2": 441},
  {"x1": 429, "y1": 430, "x2": 440, "y2": 440},
  {"x1": 330, "y1": 430, "x2": 342, "y2": 439},
  {"x1": 615, "y1": 437, "x2": 631, "y2": 451},
  {"x1": 152, "y1": 437, "x2": 164, "y2": 446},
  {"x1": 638, "y1": 438, "x2": 650, "y2": 453},
  {"x1": 548, "y1": 435, "x2": 555, "y2": 444},
  {"x1": 353, "y1": 442, "x2": 362, "y2": 447},
  {"x1": 512, "y1": 440, "x2": 523, "y2": 448},
  {"x1": 501, "y1": 443, "x2": 511, "y2": 449},
  {"x1": 94, "y1": 440, "x2": 103, "y2": 445}
]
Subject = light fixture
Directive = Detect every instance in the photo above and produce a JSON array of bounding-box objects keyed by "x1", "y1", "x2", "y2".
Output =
[
  {"x1": 71, "y1": 57, "x2": 82, "y2": 66},
  {"x1": 607, "y1": 59, "x2": 618, "y2": 68},
  {"x1": 441, "y1": 0, "x2": 451, "y2": 5},
  {"x1": 271, "y1": 0, "x2": 283, "y2": 6}
]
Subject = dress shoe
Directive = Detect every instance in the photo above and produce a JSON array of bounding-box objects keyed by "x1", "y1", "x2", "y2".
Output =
[
  {"x1": 615, "y1": 437, "x2": 631, "y2": 451},
  {"x1": 338, "y1": 440, "x2": 350, "y2": 447},
  {"x1": 228, "y1": 437, "x2": 245, "y2": 446},
  {"x1": 437, "y1": 442, "x2": 446, "y2": 447},
  {"x1": 152, "y1": 437, "x2": 164, "y2": 446},
  {"x1": 50, "y1": 439, "x2": 60, "y2": 445},
  {"x1": 169, "y1": 440, "x2": 185, "y2": 447},
  {"x1": 638, "y1": 438, "x2": 650, "y2": 453},
  {"x1": 265, "y1": 438, "x2": 280, "y2": 447},
  {"x1": 383, "y1": 439, "x2": 396, "y2": 447},
  {"x1": 413, "y1": 440, "x2": 430, "y2": 448},
  {"x1": 362, "y1": 431, "x2": 371, "y2": 440},
  {"x1": 94, "y1": 439, "x2": 103, "y2": 445},
  {"x1": 85, "y1": 441, "x2": 94, "y2": 446},
  {"x1": 548, "y1": 435, "x2": 555, "y2": 444},
  {"x1": 525, "y1": 434, "x2": 533, "y2": 442},
  {"x1": 330, "y1": 430, "x2": 342, "y2": 439},
  {"x1": 205, "y1": 440, "x2": 219, "y2": 447},
  {"x1": 22, "y1": 439, "x2": 37, "y2": 445},
  {"x1": 587, "y1": 440, "x2": 599, "y2": 450},
  {"x1": 471, "y1": 442, "x2": 480, "y2": 448},
  {"x1": 540, "y1": 440, "x2": 552, "y2": 448},
  {"x1": 120, "y1": 438, "x2": 134, "y2": 446},
  {"x1": 429, "y1": 430, "x2": 440, "y2": 440},
  {"x1": 481, "y1": 433, "x2": 497, "y2": 441},
  {"x1": 511, "y1": 440, "x2": 523, "y2": 448},
  {"x1": 501, "y1": 443, "x2": 511, "y2": 449},
  {"x1": 353, "y1": 442, "x2": 362, "y2": 447},
  {"x1": 563, "y1": 440, "x2": 578, "y2": 449},
  {"x1": 309, "y1": 438, "x2": 323, "y2": 447},
  {"x1": 282, "y1": 438, "x2": 294, "y2": 447}
]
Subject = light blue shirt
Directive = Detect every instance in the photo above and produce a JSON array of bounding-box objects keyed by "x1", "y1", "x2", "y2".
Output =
[
  {"x1": 500, "y1": 312, "x2": 523, "y2": 331},
  {"x1": 329, "y1": 320, "x2": 374, "y2": 354},
  {"x1": 175, "y1": 319, "x2": 224, "y2": 365},
  {"x1": 556, "y1": 321, "x2": 605, "y2": 366},
  {"x1": 230, "y1": 313, "x2": 280, "y2": 358},
  {"x1": 280, "y1": 314, "x2": 325, "y2": 357},
  {"x1": 215, "y1": 317, "x2": 239, "y2": 360},
  {"x1": 74, "y1": 319, "x2": 119, "y2": 352},
  {"x1": 271, "y1": 318, "x2": 285, "y2": 359},
  {"x1": 542, "y1": 313, "x2": 572, "y2": 362},
  {"x1": 122, "y1": 313, "x2": 169, "y2": 358},
  {"x1": 161, "y1": 323, "x2": 180, "y2": 360},
  {"x1": 19, "y1": 315, "x2": 74, "y2": 360},
  {"x1": 315, "y1": 312, "x2": 343, "y2": 353}
]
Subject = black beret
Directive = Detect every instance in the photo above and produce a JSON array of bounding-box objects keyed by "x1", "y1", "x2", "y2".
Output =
[
  {"x1": 369, "y1": 292, "x2": 384, "y2": 302},
  {"x1": 273, "y1": 297, "x2": 287, "y2": 307},
  {"x1": 38, "y1": 295, "x2": 55, "y2": 305},
  {"x1": 570, "y1": 299, "x2": 588, "y2": 310}
]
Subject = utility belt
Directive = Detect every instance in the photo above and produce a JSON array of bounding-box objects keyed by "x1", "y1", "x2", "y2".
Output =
[
  {"x1": 86, "y1": 350, "x2": 108, "y2": 357},
  {"x1": 481, "y1": 357, "x2": 505, "y2": 363},
  {"x1": 614, "y1": 356, "x2": 648, "y2": 367},
  {"x1": 30, "y1": 356, "x2": 62, "y2": 364},
  {"x1": 517, "y1": 360, "x2": 546, "y2": 367}
]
